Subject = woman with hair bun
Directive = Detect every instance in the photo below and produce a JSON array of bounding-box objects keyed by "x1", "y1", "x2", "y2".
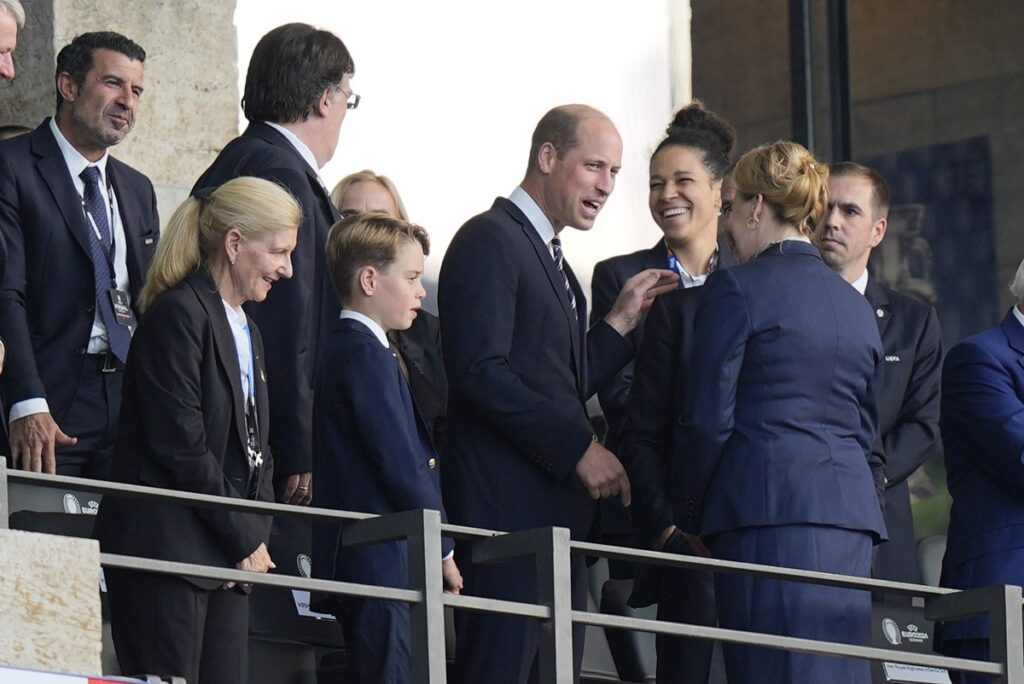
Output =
[
  {"x1": 96, "y1": 176, "x2": 301, "y2": 684},
  {"x1": 604, "y1": 101, "x2": 736, "y2": 683},
  {"x1": 674, "y1": 141, "x2": 887, "y2": 683}
]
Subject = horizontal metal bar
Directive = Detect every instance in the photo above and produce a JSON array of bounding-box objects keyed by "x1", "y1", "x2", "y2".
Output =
[
  {"x1": 7, "y1": 469, "x2": 374, "y2": 523},
  {"x1": 443, "y1": 592, "x2": 551, "y2": 620},
  {"x1": 571, "y1": 540, "x2": 958, "y2": 598},
  {"x1": 102, "y1": 553, "x2": 420, "y2": 604},
  {"x1": 438, "y1": 522, "x2": 504, "y2": 541},
  {"x1": 572, "y1": 610, "x2": 1001, "y2": 675}
]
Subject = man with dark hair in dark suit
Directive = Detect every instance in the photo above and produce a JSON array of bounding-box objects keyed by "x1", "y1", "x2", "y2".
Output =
[
  {"x1": 816, "y1": 161, "x2": 943, "y2": 586},
  {"x1": 0, "y1": 30, "x2": 159, "y2": 477},
  {"x1": 439, "y1": 104, "x2": 677, "y2": 683},
  {"x1": 195, "y1": 22, "x2": 357, "y2": 505}
]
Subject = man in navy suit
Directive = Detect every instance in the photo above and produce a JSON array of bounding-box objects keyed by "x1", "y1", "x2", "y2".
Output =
[
  {"x1": 0, "y1": 31, "x2": 159, "y2": 477},
  {"x1": 816, "y1": 162, "x2": 943, "y2": 586},
  {"x1": 935, "y1": 258, "x2": 1024, "y2": 683},
  {"x1": 439, "y1": 104, "x2": 677, "y2": 683},
  {"x1": 194, "y1": 23, "x2": 355, "y2": 505}
]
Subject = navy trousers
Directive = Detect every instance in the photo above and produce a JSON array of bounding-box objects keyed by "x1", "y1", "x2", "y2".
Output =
[{"x1": 711, "y1": 524, "x2": 873, "y2": 684}]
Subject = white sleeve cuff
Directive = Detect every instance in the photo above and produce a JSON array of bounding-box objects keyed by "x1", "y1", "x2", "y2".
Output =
[
  {"x1": 9, "y1": 398, "x2": 50, "y2": 425},
  {"x1": 443, "y1": 550, "x2": 455, "y2": 561}
]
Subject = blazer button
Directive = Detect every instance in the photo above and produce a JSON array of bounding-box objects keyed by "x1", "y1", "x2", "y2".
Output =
[{"x1": 427, "y1": 458, "x2": 437, "y2": 469}]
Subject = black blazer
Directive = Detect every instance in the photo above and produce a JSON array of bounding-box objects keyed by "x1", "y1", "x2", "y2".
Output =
[
  {"x1": 438, "y1": 197, "x2": 632, "y2": 538},
  {"x1": 0, "y1": 119, "x2": 159, "y2": 423},
  {"x1": 389, "y1": 309, "x2": 448, "y2": 450},
  {"x1": 194, "y1": 122, "x2": 341, "y2": 478},
  {"x1": 95, "y1": 270, "x2": 274, "y2": 590},
  {"x1": 866, "y1": 279, "x2": 942, "y2": 583}
]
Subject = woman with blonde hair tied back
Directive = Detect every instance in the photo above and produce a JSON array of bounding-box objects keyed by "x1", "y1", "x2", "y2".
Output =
[
  {"x1": 675, "y1": 141, "x2": 886, "y2": 683},
  {"x1": 96, "y1": 176, "x2": 301, "y2": 684}
]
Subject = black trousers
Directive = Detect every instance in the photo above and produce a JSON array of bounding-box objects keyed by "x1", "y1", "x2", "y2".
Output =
[
  {"x1": 55, "y1": 353, "x2": 123, "y2": 478},
  {"x1": 105, "y1": 568, "x2": 249, "y2": 684}
]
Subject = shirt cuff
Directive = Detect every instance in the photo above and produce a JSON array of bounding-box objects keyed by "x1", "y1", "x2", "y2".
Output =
[
  {"x1": 443, "y1": 550, "x2": 455, "y2": 561},
  {"x1": 9, "y1": 398, "x2": 50, "y2": 424}
]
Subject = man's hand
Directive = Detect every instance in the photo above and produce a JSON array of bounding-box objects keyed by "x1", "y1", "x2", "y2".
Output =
[
  {"x1": 10, "y1": 412, "x2": 77, "y2": 474},
  {"x1": 604, "y1": 268, "x2": 679, "y2": 337},
  {"x1": 575, "y1": 440, "x2": 631, "y2": 506},
  {"x1": 278, "y1": 472, "x2": 313, "y2": 505},
  {"x1": 0, "y1": 340, "x2": 5, "y2": 376},
  {"x1": 442, "y1": 557, "x2": 464, "y2": 595},
  {"x1": 236, "y1": 542, "x2": 276, "y2": 574}
]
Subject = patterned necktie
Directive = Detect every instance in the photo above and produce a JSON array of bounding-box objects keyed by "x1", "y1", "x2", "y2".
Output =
[
  {"x1": 550, "y1": 237, "x2": 577, "y2": 314},
  {"x1": 80, "y1": 166, "x2": 132, "y2": 362}
]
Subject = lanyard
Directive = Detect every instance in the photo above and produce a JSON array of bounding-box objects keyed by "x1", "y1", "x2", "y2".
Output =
[
  {"x1": 666, "y1": 243, "x2": 720, "y2": 287},
  {"x1": 242, "y1": 323, "x2": 263, "y2": 474}
]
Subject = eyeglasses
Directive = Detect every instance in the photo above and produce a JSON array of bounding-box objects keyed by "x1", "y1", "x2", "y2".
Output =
[{"x1": 344, "y1": 90, "x2": 361, "y2": 110}]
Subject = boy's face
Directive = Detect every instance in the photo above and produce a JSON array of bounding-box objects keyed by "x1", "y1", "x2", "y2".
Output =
[{"x1": 369, "y1": 239, "x2": 426, "y2": 332}]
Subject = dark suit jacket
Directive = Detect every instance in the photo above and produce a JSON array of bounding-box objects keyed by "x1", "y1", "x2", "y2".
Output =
[
  {"x1": 865, "y1": 279, "x2": 942, "y2": 583},
  {"x1": 95, "y1": 270, "x2": 275, "y2": 590},
  {"x1": 194, "y1": 122, "x2": 340, "y2": 478},
  {"x1": 438, "y1": 197, "x2": 632, "y2": 538},
  {"x1": 591, "y1": 239, "x2": 736, "y2": 539},
  {"x1": 0, "y1": 119, "x2": 159, "y2": 425},
  {"x1": 312, "y1": 317, "x2": 453, "y2": 594},
  {"x1": 675, "y1": 240, "x2": 887, "y2": 542},
  {"x1": 389, "y1": 309, "x2": 448, "y2": 450},
  {"x1": 590, "y1": 239, "x2": 737, "y2": 452},
  {"x1": 937, "y1": 310, "x2": 1024, "y2": 644}
]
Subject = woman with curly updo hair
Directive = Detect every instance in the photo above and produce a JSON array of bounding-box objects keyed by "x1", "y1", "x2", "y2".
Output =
[{"x1": 674, "y1": 141, "x2": 887, "y2": 683}]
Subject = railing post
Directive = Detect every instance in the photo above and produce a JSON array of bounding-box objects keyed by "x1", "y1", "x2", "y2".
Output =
[
  {"x1": 473, "y1": 526, "x2": 574, "y2": 682},
  {"x1": 926, "y1": 584, "x2": 1024, "y2": 683},
  {"x1": 0, "y1": 461, "x2": 8, "y2": 530},
  {"x1": 991, "y1": 585, "x2": 1024, "y2": 684},
  {"x1": 343, "y1": 509, "x2": 447, "y2": 684}
]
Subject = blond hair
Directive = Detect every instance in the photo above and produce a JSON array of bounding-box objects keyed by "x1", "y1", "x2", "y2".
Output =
[
  {"x1": 330, "y1": 169, "x2": 410, "y2": 221},
  {"x1": 732, "y1": 140, "x2": 829, "y2": 236},
  {"x1": 140, "y1": 177, "x2": 301, "y2": 310},
  {"x1": 326, "y1": 213, "x2": 429, "y2": 304}
]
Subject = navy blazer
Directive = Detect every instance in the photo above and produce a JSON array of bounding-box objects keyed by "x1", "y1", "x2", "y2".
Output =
[
  {"x1": 312, "y1": 317, "x2": 453, "y2": 592},
  {"x1": 0, "y1": 119, "x2": 159, "y2": 423},
  {"x1": 937, "y1": 311, "x2": 1024, "y2": 643},
  {"x1": 95, "y1": 270, "x2": 274, "y2": 590},
  {"x1": 194, "y1": 122, "x2": 341, "y2": 478},
  {"x1": 866, "y1": 279, "x2": 943, "y2": 583},
  {"x1": 389, "y1": 309, "x2": 448, "y2": 450},
  {"x1": 674, "y1": 240, "x2": 887, "y2": 541},
  {"x1": 438, "y1": 197, "x2": 632, "y2": 538},
  {"x1": 590, "y1": 239, "x2": 737, "y2": 451}
]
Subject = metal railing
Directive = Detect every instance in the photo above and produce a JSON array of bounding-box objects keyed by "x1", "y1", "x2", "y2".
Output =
[{"x1": 1, "y1": 462, "x2": 1021, "y2": 683}]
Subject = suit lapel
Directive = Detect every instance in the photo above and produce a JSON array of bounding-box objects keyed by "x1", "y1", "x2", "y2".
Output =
[
  {"x1": 188, "y1": 272, "x2": 250, "y2": 450},
  {"x1": 519, "y1": 221, "x2": 583, "y2": 369},
  {"x1": 1001, "y1": 311, "x2": 1024, "y2": 374},
  {"x1": 32, "y1": 124, "x2": 94, "y2": 261},
  {"x1": 106, "y1": 161, "x2": 147, "y2": 301},
  {"x1": 865, "y1": 279, "x2": 891, "y2": 340}
]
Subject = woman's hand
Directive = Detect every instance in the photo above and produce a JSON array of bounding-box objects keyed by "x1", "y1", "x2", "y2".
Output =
[{"x1": 442, "y1": 557, "x2": 464, "y2": 595}]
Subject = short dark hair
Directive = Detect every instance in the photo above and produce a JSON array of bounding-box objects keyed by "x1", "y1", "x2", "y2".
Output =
[
  {"x1": 526, "y1": 106, "x2": 582, "y2": 174},
  {"x1": 326, "y1": 213, "x2": 430, "y2": 305},
  {"x1": 54, "y1": 32, "x2": 146, "y2": 113},
  {"x1": 830, "y1": 161, "x2": 891, "y2": 219},
  {"x1": 242, "y1": 23, "x2": 354, "y2": 124},
  {"x1": 652, "y1": 100, "x2": 735, "y2": 181}
]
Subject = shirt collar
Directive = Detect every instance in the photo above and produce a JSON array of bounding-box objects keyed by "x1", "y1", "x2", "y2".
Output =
[
  {"x1": 221, "y1": 299, "x2": 248, "y2": 328},
  {"x1": 49, "y1": 117, "x2": 109, "y2": 184},
  {"x1": 509, "y1": 186, "x2": 555, "y2": 248},
  {"x1": 1014, "y1": 304, "x2": 1024, "y2": 331},
  {"x1": 265, "y1": 121, "x2": 321, "y2": 173},
  {"x1": 340, "y1": 309, "x2": 390, "y2": 348},
  {"x1": 851, "y1": 269, "x2": 869, "y2": 295}
]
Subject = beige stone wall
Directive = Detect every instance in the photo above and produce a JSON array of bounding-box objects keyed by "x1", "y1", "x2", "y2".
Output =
[
  {"x1": 1, "y1": 0, "x2": 239, "y2": 224},
  {"x1": 0, "y1": 529, "x2": 102, "y2": 675}
]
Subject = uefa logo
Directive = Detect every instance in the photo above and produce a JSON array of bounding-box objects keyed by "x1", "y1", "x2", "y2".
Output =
[
  {"x1": 297, "y1": 553, "x2": 312, "y2": 579},
  {"x1": 882, "y1": 617, "x2": 902, "y2": 646}
]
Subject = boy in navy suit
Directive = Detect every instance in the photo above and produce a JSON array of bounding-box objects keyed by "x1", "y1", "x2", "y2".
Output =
[{"x1": 313, "y1": 213, "x2": 462, "y2": 683}]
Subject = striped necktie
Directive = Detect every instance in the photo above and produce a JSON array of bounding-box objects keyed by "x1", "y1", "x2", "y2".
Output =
[{"x1": 550, "y1": 237, "x2": 577, "y2": 314}]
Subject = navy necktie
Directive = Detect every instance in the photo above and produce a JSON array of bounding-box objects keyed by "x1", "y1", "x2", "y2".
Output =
[
  {"x1": 81, "y1": 166, "x2": 132, "y2": 363},
  {"x1": 550, "y1": 237, "x2": 577, "y2": 314}
]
